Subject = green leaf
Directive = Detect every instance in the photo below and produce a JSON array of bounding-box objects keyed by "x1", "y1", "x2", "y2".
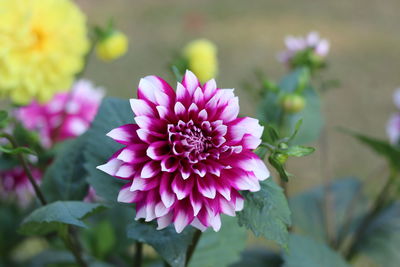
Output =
[
  {"x1": 284, "y1": 145, "x2": 315, "y2": 157},
  {"x1": 19, "y1": 201, "x2": 105, "y2": 235},
  {"x1": 283, "y1": 234, "x2": 350, "y2": 267},
  {"x1": 354, "y1": 202, "x2": 400, "y2": 267},
  {"x1": 342, "y1": 129, "x2": 400, "y2": 171},
  {"x1": 84, "y1": 97, "x2": 133, "y2": 202},
  {"x1": 83, "y1": 220, "x2": 116, "y2": 260},
  {"x1": 230, "y1": 248, "x2": 283, "y2": 267},
  {"x1": 289, "y1": 177, "x2": 366, "y2": 243},
  {"x1": 41, "y1": 136, "x2": 88, "y2": 202},
  {"x1": 127, "y1": 221, "x2": 196, "y2": 267},
  {"x1": 237, "y1": 179, "x2": 291, "y2": 247},
  {"x1": 190, "y1": 216, "x2": 247, "y2": 267},
  {"x1": 0, "y1": 145, "x2": 36, "y2": 155},
  {"x1": 0, "y1": 110, "x2": 8, "y2": 122}
]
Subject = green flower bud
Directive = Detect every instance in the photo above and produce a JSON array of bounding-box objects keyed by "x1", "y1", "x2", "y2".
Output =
[{"x1": 281, "y1": 94, "x2": 306, "y2": 113}]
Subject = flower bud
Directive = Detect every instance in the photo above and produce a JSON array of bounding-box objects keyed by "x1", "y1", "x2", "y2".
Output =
[
  {"x1": 183, "y1": 39, "x2": 218, "y2": 83},
  {"x1": 96, "y1": 31, "x2": 128, "y2": 62},
  {"x1": 281, "y1": 94, "x2": 306, "y2": 113},
  {"x1": 275, "y1": 153, "x2": 289, "y2": 164}
]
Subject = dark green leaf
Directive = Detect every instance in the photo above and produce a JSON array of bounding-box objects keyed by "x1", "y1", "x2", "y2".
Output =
[
  {"x1": 289, "y1": 177, "x2": 366, "y2": 243},
  {"x1": 283, "y1": 234, "x2": 350, "y2": 267},
  {"x1": 237, "y1": 179, "x2": 291, "y2": 247},
  {"x1": 190, "y1": 216, "x2": 247, "y2": 267},
  {"x1": 83, "y1": 220, "x2": 116, "y2": 260},
  {"x1": 19, "y1": 201, "x2": 105, "y2": 235},
  {"x1": 41, "y1": 136, "x2": 88, "y2": 202},
  {"x1": 230, "y1": 248, "x2": 283, "y2": 267},
  {"x1": 0, "y1": 110, "x2": 8, "y2": 122},
  {"x1": 354, "y1": 202, "x2": 400, "y2": 267},
  {"x1": 342, "y1": 129, "x2": 400, "y2": 171},
  {"x1": 127, "y1": 221, "x2": 196, "y2": 267},
  {"x1": 84, "y1": 97, "x2": 133, "y2": 202}
]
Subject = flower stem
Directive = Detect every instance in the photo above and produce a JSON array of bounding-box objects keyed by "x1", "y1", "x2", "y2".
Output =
[
  {"x1": 185, "y1": 229, "x2": 202, "y2": 266},
  {"x1": 0, "y1": 133, "x2": 47, "y2": 205},
  {"x1": 134, "y1": 242, "x2": 143, "y2": 267},
  {"x1": 344, "y1": 168, "x2": 396, "y2": 261}
]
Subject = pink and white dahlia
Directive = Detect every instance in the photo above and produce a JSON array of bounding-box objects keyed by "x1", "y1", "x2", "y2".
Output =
[
  {"x1": 277, "y1": 31, "x2": 330, "y2": 64},
  {"x1": 97, "y1": 70, "x2": 269, "y2": 233},
  {"x1": 15, "y1": 79, "x2": 104, "y2": 147},
  {"x1": 387, "y1": 89, "x2": 400, "y2": 145},
  {"x1": 0, "y1": 166, "x2": 42, "y2": 207}
]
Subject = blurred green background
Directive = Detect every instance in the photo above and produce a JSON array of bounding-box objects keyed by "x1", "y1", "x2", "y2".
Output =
[{"x1": 78, "y1": 0, "x2": 400, "y2": 195}]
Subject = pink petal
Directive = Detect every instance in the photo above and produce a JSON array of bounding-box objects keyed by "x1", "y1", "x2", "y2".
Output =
[
  {"x1": 117, "y1": 184, "x2": 141, "y2": 203},
  {"x1": 160, "y1": 173, "x2": 176, "y2": 208},
  {"x1": 182, "y1": 70, "x2": 200, "y2": 96},
  {"x1": 157, "y1": 212, "x2": 173, "y2": 230},
  {"x1": 146, "y1": 141, "x2": 169, "y2": 160},
  {"x1": 106, "y1": 124, "x2": 140, "y2": 144},
  {"x1": 197, "y1": 177, "x2": 216, "y2": 199},
  {"x1": 130, "y1": 99, "x2": 155, "y2": 117},
  {"x1": 141, "y1": 161, "x2": 161, "y2": 178},
  {"x1": 172, "y1": 175, "x2": 194, "y2": 200}
]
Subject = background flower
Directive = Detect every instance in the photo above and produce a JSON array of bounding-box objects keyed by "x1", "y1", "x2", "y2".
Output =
[
  {"x1": 96, "y1": 31, "x2": 129, "y2": 62},
  {"x1": 0, "y1": 166, "x2": 42, "y2": 207},
  {"x1": 184, "y1": 39, "x2": 218, "y2": 83},
  {"x1": 15, "y1": 80, "x2": 104, "y2": 147},
  {"x1": 98, "y1": 70, "x2": 269, "y2": 233},
  {"x1": 0, "y1": 0, "x2": 89, "y2": 104},
  {"x1": 277, "y1": 31, "x2": 329, "y2": 69},
  {"x1": 387, "y1": 89, "x2": 400, "y2": 145}
]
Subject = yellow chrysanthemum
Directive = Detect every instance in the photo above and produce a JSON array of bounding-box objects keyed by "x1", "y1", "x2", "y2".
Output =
[
  {"x1": 0, "y1": 0, "x2": 89, "y2": 104},
  {"x1": 184, "y1": 39, "x2": 218, "y2": 83},
  {"x1": 96, "y1": 31, "x2": 128, "y2": 62}
]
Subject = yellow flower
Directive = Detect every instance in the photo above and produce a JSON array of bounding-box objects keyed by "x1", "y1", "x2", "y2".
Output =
[
  {"x1": 95, "y1": 31, "x2": 128, "y2": 62},
  {"x1": 184, "y1": 39, "x2": 218, "y2": 83},
  {"x1": 0, "y1": 0, "x2": 89, "y2": 104}
]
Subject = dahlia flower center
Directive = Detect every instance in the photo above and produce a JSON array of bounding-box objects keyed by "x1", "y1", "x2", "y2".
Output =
[{"x1": 168, "y1": 120, "x2": 219, "y2": 162}]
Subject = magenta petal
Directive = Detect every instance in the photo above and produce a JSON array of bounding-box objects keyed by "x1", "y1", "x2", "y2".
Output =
[
  {"x1": 106, "y1": 124, "x2": 140, "y2": 145},
  {"x1": 115, "y1": 164, "x2": 136, "y2": 178},
  {"x1": 219, "y1": 197, "x2": 236, "y2": 216},
  {"x1": 118, "y1": 184, "x2": 142, "y2": 203},
  {"x1": 202, "y1": 79, "x2": 217, "y2": 100},
  {"x1": 130, "y1": 99, "x2": 155, "y2": 117},
  {"x1": 137, "y1": 76, "x2": 175, "y2": 106},
  {"x1": 146, "y1": 141, "x2": 169, "y2": 160},
  {"x1": 197, "y1": 177, "x2": 216, "y2": 199},
  {"x1": 141, "y1": 161, "x2": 161, "y2": 178},
  {"x1": 172, "y1": 175, "x2": 194, "y2": 200},
  {"x1": 160, "y1": 173, "x2": 176, "y2": 208},
  {"x1": 191, "y1": 217, "x2": 207, "y2": 232},
  {"x1": 182, "y1": 70, "x2": 200, "y2": 96},
  {"x1": 157, "y1": 212, "x2": 173, "y2": 230},
  {"x1": 130, "y1": 177, "x2": 158, "y2": 192}
]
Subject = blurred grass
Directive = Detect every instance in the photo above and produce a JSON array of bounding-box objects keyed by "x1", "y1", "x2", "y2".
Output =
[{"x1": 78, "y1": 0, "x2": 400, "y2": 194}]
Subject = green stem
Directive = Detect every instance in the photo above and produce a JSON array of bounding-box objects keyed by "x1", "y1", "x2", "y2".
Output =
[
  {"x1": 134, "y1": 242, "x2": 143, "y2": 267},
  {"x1": 185, "y1": 230, "x2": 202, "y2": 266},
  {"x1": 0, "y1": 133, "x2": 47, "y2": 205},
  {"x1": 344, "y1": 168, "x2": 397, "y2": 260}
]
